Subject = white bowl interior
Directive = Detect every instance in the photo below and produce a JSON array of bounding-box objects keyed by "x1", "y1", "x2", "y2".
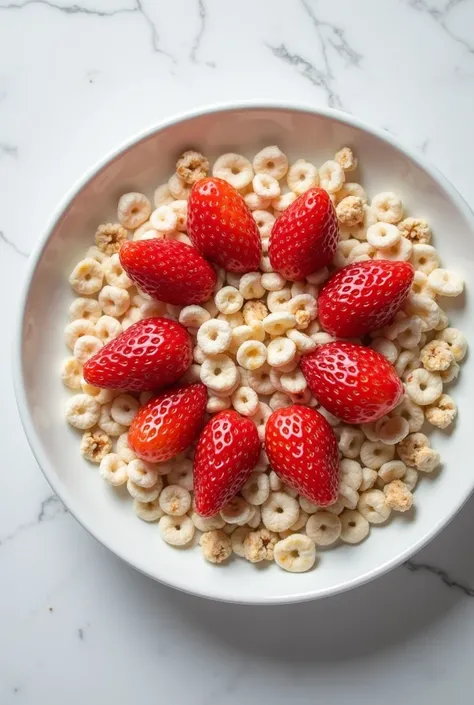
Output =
[{"x1": 17, "y1": 106, "x2": 474, "y2": 603}]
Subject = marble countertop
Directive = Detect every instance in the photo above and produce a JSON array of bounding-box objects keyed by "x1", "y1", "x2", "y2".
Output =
[{"x1": 1, "y1": 0, "x2": 474, "y2": 702}]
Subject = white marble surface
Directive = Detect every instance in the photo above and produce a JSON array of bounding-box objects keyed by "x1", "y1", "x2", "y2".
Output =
[{"x1": 1, "y1": 0, "x2": 474, "y2": 702}]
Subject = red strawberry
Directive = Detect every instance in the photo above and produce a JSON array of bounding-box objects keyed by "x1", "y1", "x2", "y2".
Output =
[
  {"x1": 119, "y1": 239, "x2": 217, "y2": 306},
  {"x1": 265, "y1": 405, "x2": 339, "y2": 506},
  {"x1": 318, "y1": 260, "x2": 414, "y2": 338},
  {"x1": 187, "y1": 177, "x2": 261, "y2": 272},
  {"x1": 301, "y1": 341, "x2": 403, "y2": 424},
  {"x1": 83, "y1": 317, "x2": 192, "y2": 392},
  {"x1": 269, "y1": 187, "x2": 339, "y2": 281},
  {"x1": 193, "y1": 410, "x2": 260, "y2": 517},
  {"x1": 128, "y1": 383, "x2": 207, "y2": 463}
]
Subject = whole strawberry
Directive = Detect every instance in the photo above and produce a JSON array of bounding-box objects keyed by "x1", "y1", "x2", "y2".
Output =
[
  {"x1": 193, "y1": 410, "x2": 260, "y2": 517},
  {"x1": 265, "y1": 405, "x2": 339, "y2": 506},
  {"x1": 119, "y1": 239, "x2": 217, "y2": 306},
  {"x1": 83, "y1": 317, "x2": 192, "y2": 392},
  {"x1": 128, "y1": 383, "x2": 207, "y2": 463},
  {"x1": 187, "y1": 177, "x2": 261, "y2": 272},
  {"x1": 269, "y1": 187, "x2": 339, "y2": 281},
  {"x1": 318, "y1": 260, "x2": 414, "y2": 338},
  {"x1": 301, "y1": 341, "x2": 403, "y2": 424}
]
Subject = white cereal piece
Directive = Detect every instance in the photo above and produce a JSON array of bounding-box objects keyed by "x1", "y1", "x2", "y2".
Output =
[
  {"x1": 253, "y1": 209, "x2": 276, "y2": 239},
  {"x1": 241, "y1": 472, "x2": 271, "y2": 506},
  {"x1": 228, "y1": 324, "x2": 253, "y2": 355},
  {"x1": 220, "y1": 496, "x2": 254, "y2": 525},
  {"x1": 357, "y1": 489, "x2": 391, "y2": 524},
  {"x1": 159, "y1": 515, "x2": 195, "y2": 546},
  {"x1": 200, "y1": 530, "x2": 232, "y2": 564},
  {"x1": 334, "y1": 238, "x2": 360, "y2": 268},
  {"x1": 213, "y1": 152, "x2": 253, "y2": 190},
  {"x1": 121, "y1": 306, "x2": 143, "y2": 331},
  {"x1": 267, "y1": 336, "x2": 297, "y2": 368},
  {"x1": 386, "y1": 316, "x2": 422, "y2": 349},
  {"x1": 375, "y1": 415, "x2": 409, "y2": 445},
  {"x1": 395, "y1": 349, "x2": 419, "y2": 378},
  {"x1": 247, "y1": 365, "x2": 275, "y2": 395},
  {"x1": 86, "y1": 245, "x2": 109, "y2": 265},
  {"x1": 66, "y1": 394, "x2": 100, "y2": 430},
  {"x1": 81, "y1": 380, "x2": 115, "y2": 405},
  {"x1": 244, "y1": 192, "x2": 271, "y2": 211},
  {"x1": 383, "y1": 480, "x2": 413, "y2": 512},
  {"x1": 103, "y1": 253, "x2": 133, "y2": 289},
  {"x1": 73, "y1": 335, "x2": 102, "y2": 364},
  {"x1": 253, "y1": 172, "x2": 281, "y2": 198},
  {"x1": 215, "y1": 286, "x2": 244, "y2": 315},
  {"x1": 242, "y1": 301, "x2": 268, "y2": 326},
  {"x1": 154, "y1": 183, "x2": 174, "y2": 207},
  {"x1": 263, "y1": 311, "x2": 296, "y2": 336},
  {"x1": 159, "y1": 485, "x2": 191, "y2": 516},
  {"x1": 338, "y1": 482, "x2": 359, "y2": 510},
  {"x1": 95, "y1": 315, "x2": 122, "y2": 344},
  {"x1": 286, "y1": 329, "x2": 317, "y2": 354},
  {"x1": 271, "y1": 192, "x2": 297, "y2": 212},
  {"x1": 411, "y1": 244, "x2": 439, "y2": 275},
  {"x1": 80, "y1": 429, "x2": 112, "y2": 463},
  {"x1": 254, "y1": 448, "x2": 270, "y2": 474},
  {"x1": 200, "y1": 353, "x2": 238, "y2": 392},
  {"x1": 231, "y1": 527, "x2": 251, "y2": 557},
  {"x1": 127, "y1": 458, "x2": 159, "y2": 489},
  {"x1": 117, "y1": 192, "x2": 151, "y2": 229},
  {"x1": 360, "y1": 440, "x2": 395, "y2": 470},
  {"x1": 371, "y1": 337, "x2": 399, "y2": 363},
  {"x1": 68, "y1": 298, "x2": 102, "y2": 323},
  {"x1": 336, "y1": 196, "x2": 365, "y2": 228},
  {"x1": 398, "y1": 217, "x2": 432, "y2": 244},
  {"x1": 347, "y1": 242, "x2": 375, "y2": 263},
  {"x1": 197, "y1": 319, "x2": 232, "y2": 354},
  {"x1": 425, "y1": 393, "x2": 457, "y2": 429},
  {"x1": 61, "y1": 357, "x2": 83, "y2": 389},
  {"x1": 239, "y1": 272, "x2": 265, "y2": 300},
  {"x1": 116, "y1": 432, "x2": 137, "y2": 463},
  {"x1": 412, "y1": 271, "x2": 435, "y2": 298},
  {"x1": 150, "y1": 205, "x2": 178, "y2": 233},
  {"x1": 435, "y1": 327, "x2": 467, "y2": 362},
  {"x1": 338, "y1": 428, "x2": 364, "y2": 460},
  {"x1": 243, "y1": 527, "x2": 278, "y2": 561},
  {"x1": 404, "y1": 293, "x2": 440, "y2": 332},
  {"x1": 176, "y1": 150, "x2": 209, "y2": 185},
  {"x1": 319, "y1": 160, "x2": 345, "y2": 193},
  {"x1": 250, "y1": 401, "x2": 272, "y2": 442},
  {"x1": 440, "y1": 360, "x2": 460, "y2": 383},
  {"x1": 280, "y1": 368, "x2": 307, "y2": 395},
  {"x1": 139, "y1": 298, "x2": 166, "y2": 318},
  {"x1": 299, "y1": 497, "x2": 319, "y2": 516},
  {"x1": 396, "y1": 432, "x2": 430, "y2": 467},
  {"x1": 290, "y1": 281, "x2": 318, "y2": 299},
  {"x1": 69, "y1": 258, "x2": 104, "y2": 296},
  {"x1": 267, "y1": 288, "x2": 292, "y2": 313},
  {"x1": 287, "y1": 159, "x2": 319, "y2": 195},
  {"x1": 405, "y1": 367, "x2": 442, "y2": 405},
  {"x1": 359, "y1": 467, "x2": 378, "y2": 492},
  {"x1": 169, "y1": 199, "x2": 188, "y2": 232},
  {"x1": 99, "y1": 453, "x2": 128, "y2": 486},
  {"x1": 231, "y1": 386, "x2": 259, "y2": 416},
  {"x1": 191, "y1": 512, "x2": 225, "y2": 532},
  {"x1": 133, "y1": 224, "x2": 162, "y2": 241},
  {"x1": 420, "y1": 339, "x2": 454, "y2": 372},
  {"x1": 237, "y1": 340, "x2": 267, "y2": 371},
  {"x1": 306, "y1": 512, "x2": 341, "y2": 546},
  {"x1": 98, "y1": 285, "x2": 130, "y2": 317},
  {"x1": 390, "y1": 396, "x2": 425, "y2": 433},
  {"x1": 335, "y1": 183, "x2": 367, "y2": 206},
  {"x1": 178, "y1": 305, "x2": 210, "y2": 329},
  {"x1": 371, "y1": 191, "x2": 403, "y2": 224},
  {"x1": 378, "y1": 460, "x2": 407, "y2": 484},
  {"x1": 168, "y1": 173, "x2": 191, "y2": 200},
  {"x1": 416, "y1": 446, "x2": 441, "y2": 473},
  {"x1": 287, "y1": 294, "x2": 317, "y2": 321},
  {"x1": 318, "y1": 407, "x2": 341, "y2": 428},
  {"x1": 274, "y1": 534, "x2": 316, "y2": 573},
  {"x1": 261, "y1": 492, "x2": 300, "y2": 532},
  {"x1": 110, "y1": 394, "x2": 139, "y2": 426},
  {"x1": 367, "y1": 222, "x2": 400, "y2": 249},
  {"x1": 340, "y1": 510, "x2": 370, "y2": 544},
  {"x1": 335, "y1": 147, "x2": 358, "y2": 172},
  {"x1": 310, "y1": 331, "x2": 335, "y2": 346},
  {"x1": 401, "y1": 467, "x2": 418, "y2": 492},
  {"x1": 340, "y1": 458, "x2": 363, "y2": 490},
  {"x1": 289, "y1": 388, "x2": 312, "y2": 405},
  {"x1": 261, "y1": 272, "x2": 286, "y2": 292},
  {"x1": 206, "y1": 394, "x2": 231, "y2": 413},
  {"x1": 133, "y1": 499, "x2": 164, "y2": 522},
  {"x1": 202, "y1": 297, "x2": 219, "y2": 318},
  {"x1": 253, "y1": 146, "x2": 288, "y2": 180},
  {"x1": 374, "y1": 236, "x2": 412, "y2": 262},
  {"x1": 98, "y1": 402, "x2": 127, "y2": 437}
]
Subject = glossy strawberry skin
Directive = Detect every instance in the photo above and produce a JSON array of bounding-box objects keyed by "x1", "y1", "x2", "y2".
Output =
[
  {"x1": 318, "y1": 260, "x2": 415, "y2": 338},
  {"x1": 119, "y1": 239, "x2": 217, "y2": 306},
  {"x1": 301, "y1": 341, "x2": 404, "y2": 424},
  {"x1": 128, "y1": 383, "x2": 207, "y2": 463},
  {"x1": 83, "y1": 317, "x2": 192, "y2": 392},
  {"x1": 193, "y1": 410, "x2": 261, "y2": 517},
  {"x1": 269, "y1": 188, "x2": 339, "y2": 281},
  {"x1": 187, "y1": 177, "x2": 261, "y2": 273},
  {"x1": 265, "y1": 405, "x2": 339, "y2": 506}
]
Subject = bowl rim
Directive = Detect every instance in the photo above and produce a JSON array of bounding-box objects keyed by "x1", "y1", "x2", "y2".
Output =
[{"x1": 13, "y1": 100, "x2": 474, "y2": 604}]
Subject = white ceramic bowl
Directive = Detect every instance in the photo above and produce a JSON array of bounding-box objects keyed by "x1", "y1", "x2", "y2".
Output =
[{"x1": 14, "y1": 102, "x2": 474, "y2": 604}]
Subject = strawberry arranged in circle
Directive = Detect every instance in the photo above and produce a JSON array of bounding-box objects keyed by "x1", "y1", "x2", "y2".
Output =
[
  {"x1": 269, "y1": 187, "x2": 339, "y2": 281},
  {"x1": 187, "y1": 177, "x2": 261, "y2": 273},
  {"x1": 300, "y1": 341, "x2": 404, "y2": 424},
  {"x1": 119, "y1": 239, "x2": 217, "y2": 306},
  {"x1": 265, "y1": 405, "x2": 339, "y2": 506},
  {"x1": 318, "y1": 260, "x2": 415, "y2": 338},
  {"x1": 83, "y1": 317, "x2": 192, "y2": 392},
  {"x1": 128, "y1": 383, "x2": 207, "y2": 463},
  {"x1": 193, "y1": 410, "x2": 261, "y2": 517}
]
